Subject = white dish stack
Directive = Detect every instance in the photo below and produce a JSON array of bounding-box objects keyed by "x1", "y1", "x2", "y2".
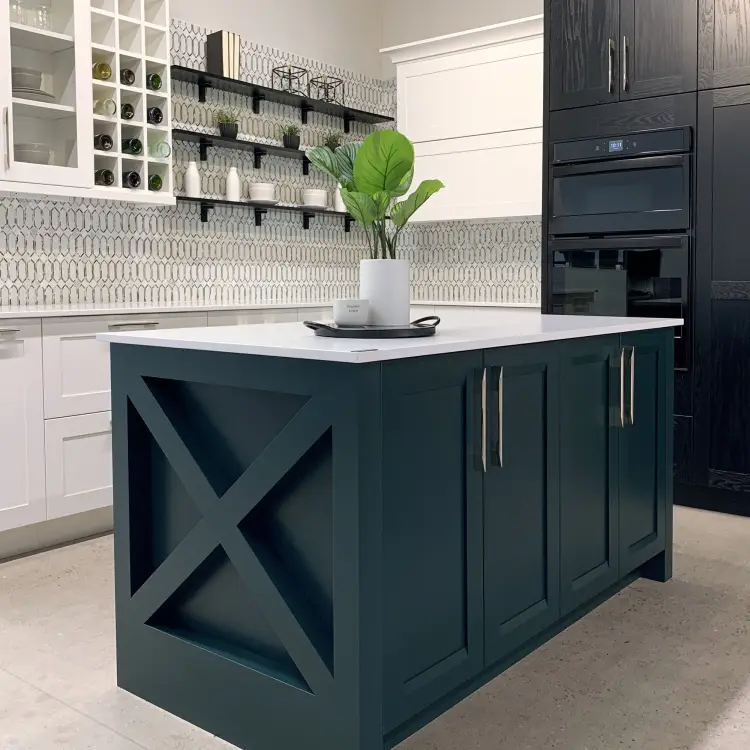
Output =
[{"x1": 90, "y1": 0, "x2": 172, "y2": 197}]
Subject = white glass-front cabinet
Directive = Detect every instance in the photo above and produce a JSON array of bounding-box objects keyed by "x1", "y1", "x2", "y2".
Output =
[{"x1": 0, "y1": 0, "x2": 93, "y2": 188}]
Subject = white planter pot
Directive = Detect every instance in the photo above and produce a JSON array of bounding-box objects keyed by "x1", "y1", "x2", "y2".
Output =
[
  {"x1": 334, "y1": 187, "x2": 346, "y2": 213},
  {"x1": 359, "y1": 259, "x2": 410, "y2": 326}
]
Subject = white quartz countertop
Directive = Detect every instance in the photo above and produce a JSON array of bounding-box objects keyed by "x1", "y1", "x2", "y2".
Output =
[
  {"x1": 98, "y1": 311, "x2": 682, "y2": 364},
  {"x1": 0, "y1": 300, "x2": 539, "y2": 320}
]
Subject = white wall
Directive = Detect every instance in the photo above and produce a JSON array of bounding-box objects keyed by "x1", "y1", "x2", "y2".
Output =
[{"x1": 171, "y1": 0, "x2": 384, "y2": 79}]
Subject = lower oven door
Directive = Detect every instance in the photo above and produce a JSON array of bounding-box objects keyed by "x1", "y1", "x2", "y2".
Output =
[
  {"x1": 548, "y1": 234, "x2": 690, "y2": 370},
  {"x1": 549, "y1": 154, "x2": 691, "y2": 235}
]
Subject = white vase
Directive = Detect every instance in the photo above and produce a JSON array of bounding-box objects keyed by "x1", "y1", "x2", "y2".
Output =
[
  {"x1": 334, "y1": 187, "x2": 346, "y2": 213},
  {"x1": 185, "y1": 160, "x2": 201, "y2": 198},
  {"x1": 226, "y1": 166, "x2": 240, "y2": 202},
  {"x1": 359, "y1": 258, "x2": 410, "y2": 326}
]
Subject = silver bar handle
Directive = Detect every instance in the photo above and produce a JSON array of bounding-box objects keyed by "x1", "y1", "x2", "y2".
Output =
[
  {"x1": 3, "y1": 107, "x2": 12, "y2": 172},
  {"x1": 107, "y1": 321, "x2": 160, "y2": 330},
  {"x1": 608, "y1": 39, "x2": 615, "y2": 93},
  {"x1": 481, "y1": 368, "x2": 487, "y2": 473},
  {"x1": 620, "y1": 347, "x2": 626, "y2": 428},
  {"x1": 0, "y1": 328, "x2": 21, "y2": 334},
  {"x1": 622, "y1": 36, "x2": 629, "y2": 91},
  {"x1": 629, "y1": 346, "x2": 636, "y2": 426},
  {"x1": 497, "y1": 367, "x2": 504, "y2": 468}
]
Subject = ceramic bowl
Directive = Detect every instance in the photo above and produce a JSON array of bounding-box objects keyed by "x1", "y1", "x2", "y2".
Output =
[
  {"x1": 15, "y1": 143, "x2": 50, "y2": 165},
  {"x1": 249, "y1": 182, "x2": 276, "y2": 202},
  {"x1": 12, "y1": 67, "x2": 42, "y2": 90},
  {"x1": 302, "y1": 188, "x2": 328, "y2": 208}
]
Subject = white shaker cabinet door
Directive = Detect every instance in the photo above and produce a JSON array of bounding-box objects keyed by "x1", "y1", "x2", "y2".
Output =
[
  {"x1": 42, "y1": 313, "x2": 207, "y2": 418},
  {"x1": 45, "y1": 411, "x2": 112, "y2": 519},
  {"x1": 207, "y1": 309, "x2": 299, "y2": 326},
  {"x1": 0, "y1": 320, "x2": 46, "y2": 532}
]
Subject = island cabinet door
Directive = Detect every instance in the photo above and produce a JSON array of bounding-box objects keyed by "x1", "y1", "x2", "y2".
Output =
[
  {"x1": 482, "y1": 344, "x2": 561, "y2": 666},
  {"x1": 381, "y1": 351, "x2": 484, "y2": 733},
  {"x1": 618, "y1": 330, "x2": 671, "y2": 576},
  {"x1": 559, "y1": 337, "x2": 621, "y2": 616}
]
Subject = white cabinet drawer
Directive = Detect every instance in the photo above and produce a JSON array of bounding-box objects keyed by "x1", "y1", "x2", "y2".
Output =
[
  {"x1": 45, "y1": 412, "x2": 112, "y2": 520},
  {"x1": 42, "y1": 313, "x2": 207, "y2": 418},
  {"x1": 0, "y1": 320, "x2": 46, "y2": 533},
  {"x1": 207, "y1": 309, "x2": 300, "y2": 326}
]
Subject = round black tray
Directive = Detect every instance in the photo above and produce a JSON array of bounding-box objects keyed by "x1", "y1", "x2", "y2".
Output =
[{"x1": 303, "y1": 315, "x2": 440, "y2": 339}]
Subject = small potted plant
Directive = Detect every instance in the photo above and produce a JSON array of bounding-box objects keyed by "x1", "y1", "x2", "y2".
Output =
[
  {"x1": 324, "y1": 132, "x2": 342, "y2": 151},
  {"x1": 307, "y1": 130, "x2": 444, "y2": 326},
  {"x1": 280, "y1": 123, "x2": 301, "y2": 150},
  {"x1": 215, "y1": 108, "x2": 239, "y2": 139}
]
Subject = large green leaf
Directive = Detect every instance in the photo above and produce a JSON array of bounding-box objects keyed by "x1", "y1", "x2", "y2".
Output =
[
  {"x1": 335, "y1": 142, "x2": 360, "y2": 190},
  {"x1": 391, "y1": 179, "x2": 445, "y2": 227},
  {"x1": 391, "y1": 167, "x2": 414, "y2": 197},
  {"x1": 340, "y1": 188, "x2": 377, "y2": 227},
  {"x1": 306, "y1": 147, "x2": 341, "y2": 183},
  {"x1": 353, "y1": 131, "x2": 414, "y2": 197},
  {"x1": 371, "y1": 190, "x2": 390, "y2": 219}
]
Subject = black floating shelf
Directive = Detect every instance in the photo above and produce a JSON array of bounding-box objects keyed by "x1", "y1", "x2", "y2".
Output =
[
  {"x1": 171, "y1": 66, "x2": 395, "y2": 133},
  {"x1": 177, "y1": 195, "x2": 354, "y2": 231},
  {"x1": 172, "y1": 128, "x2": 311, "y2": 173}
]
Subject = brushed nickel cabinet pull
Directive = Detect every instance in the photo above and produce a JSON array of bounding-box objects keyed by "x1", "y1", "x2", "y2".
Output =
[
  {"x1": 620, "y1": 347, "x2": 627, "y2": 428},
  {"x1": 3, "y1": 107, "x2": 12, "y2": 172},
  {"x1": 481, "y1": 368, "x2": 487, "y2": 473},
  {"x1": 497, "y1": 367, "x2": 504, "y2": 468},
  {"x1": 622, "y1": 36, "x2": 629, "y2": 91},
  {"x1": 629, "y1": 346, "x2": 636, "y2": 426},
  {"x1": 0, "y1": 328, "x2": 20, "y2": 334},
  {"x1": 608, "y1": 39, "x2": 616, "y2": 93},
  {"x1": 108, "y1": 321, "x2": 160, "y2": 330}
]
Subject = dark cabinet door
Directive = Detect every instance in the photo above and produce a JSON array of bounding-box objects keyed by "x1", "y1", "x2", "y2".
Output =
[
  {"x1": 549, "y1": 0, "x2": 620, "y2": 110},
  {"x1": 620, "y1": 0, "x2": 698, "y2": 99},
  {"x1": 559, "y1": 337, "x2": 620, "y2": 615},
  {"x1": 618, "y1": 331, "x2": 671, "y2": 576},
  {"x1": 696, "y1": 87, "x2": 750, "y2": 491},
  {"x1": 699, "y1": 0, "x2": 750, "y2": 90},
  {"x1": 482, "y1": 344, "x2": 560, "y2": 667},
  {"x1": 381, "y1": 352, "x2": 484, "y2": 733}
]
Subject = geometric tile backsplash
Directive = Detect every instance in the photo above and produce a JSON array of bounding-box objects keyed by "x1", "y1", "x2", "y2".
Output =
[{"x1": 0, "y1": 19, "x2": 542, "y2": 308}]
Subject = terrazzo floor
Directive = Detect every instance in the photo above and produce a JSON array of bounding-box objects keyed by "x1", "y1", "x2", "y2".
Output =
[{"x1": 1, "y1": 506, "x2": 749, "y2": 749}]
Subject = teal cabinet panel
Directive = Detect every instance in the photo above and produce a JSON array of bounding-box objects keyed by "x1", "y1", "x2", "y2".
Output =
[
  {"x1": 559, "y1": 337, "x2": 621, "y2": 615},
  {"x1": 618, "y1": 330, "x2": 670, "y2": 576},
  {"x1": 482, "y1": 344, "x2": 561, "y2": 666},
  {"x1": 381, "y1": 352, "x2": 484, "y2": 733}
]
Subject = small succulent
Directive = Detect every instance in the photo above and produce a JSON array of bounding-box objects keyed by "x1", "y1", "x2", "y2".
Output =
[
  {"x1": 324, "y1": 132, "x2": 342, "y2": 151},
  {"x1": 214, "y1": 108, "x2": 240, "y2": 125},
  {"x1": 279, "y1": 123, "x2": 301, "y2": 137}
]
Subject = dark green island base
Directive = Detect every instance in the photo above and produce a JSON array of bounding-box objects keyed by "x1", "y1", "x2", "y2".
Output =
[{"x1": 109, "y1": 328, "x2": 673, "y2": 750}]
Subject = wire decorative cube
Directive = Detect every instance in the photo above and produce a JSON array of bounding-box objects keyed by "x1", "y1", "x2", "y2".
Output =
[
  {"x1": 309, "y1": 75, "x2": 344, "y2": 104},
  {"x1": 272, "y1": 65, "x2": 309, "y2": 96}
]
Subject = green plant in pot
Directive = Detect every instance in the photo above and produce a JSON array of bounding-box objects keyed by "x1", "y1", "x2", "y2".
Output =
[
  {"x1": 323, "y1": 132, "x2": 342, "y2": 151},
  {"x1": 280, "y1": 123, "x2": 301, "y2": 150},
  {"x1": 307, "y1": 130, "x2": 444, "y2": 326},
  {"x1": 215, "y1": 108, "x2": 240, "y2": 139}
]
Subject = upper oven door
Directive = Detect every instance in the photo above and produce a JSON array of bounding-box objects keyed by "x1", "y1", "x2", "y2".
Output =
[
  {"x1": 548, "y1": 234, "x2": 690, "y2": 370},
  {"x1": 549, "y1": 154, "x2": 691, "y2": 235}
]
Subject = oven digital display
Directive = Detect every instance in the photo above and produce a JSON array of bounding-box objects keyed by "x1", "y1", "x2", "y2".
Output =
[{"x1": 608, "y1": 139, "x2": 624, "y2": 153}]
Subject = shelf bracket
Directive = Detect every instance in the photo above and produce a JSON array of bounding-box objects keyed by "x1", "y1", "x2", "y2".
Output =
[
  {"x1": 200, "y1": 202, "x2": 215, "y2": 223},
  {"x1": 344, "y1": 215, "x2": 353, "y2": 233},
  {"x1": 253, "y1": 147, "x2": 267, "y2": 170},
  {"x1": 300, "y1": 103, "x2": 313, "y2": 125},
  {"x1": 252, "y1": 93, "x2": 265, "y2": 114},
  {"x1": 302, "y1": 155, "x2": 310, "y2": 176},
  {"x1": 343, "y1": 112, "x2": 354, "y2": 134},
  {"x1": 198, "y1": 137, "x2": 213, "y2": 161},
  {"x1": 302, "y1": 211, "x2": 314, "y2": 230},
  {"x1": 198, "y1": 80, "x2": 211, "y2": 103},
  {"x1": 254, "y1": 207, "x2": 268, "y2": 227}
]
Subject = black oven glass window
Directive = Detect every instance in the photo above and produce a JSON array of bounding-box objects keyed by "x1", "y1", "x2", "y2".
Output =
[{"x1": 552, "y1": 166, "x2": 684, "y2": 218}]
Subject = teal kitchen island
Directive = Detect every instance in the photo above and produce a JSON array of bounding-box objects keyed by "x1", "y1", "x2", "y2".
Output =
[{"x1": 101, "y1": 311, "x2": 679, "y2": 750}]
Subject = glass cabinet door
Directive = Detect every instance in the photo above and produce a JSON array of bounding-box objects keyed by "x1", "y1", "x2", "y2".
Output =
[{"x1": 0, "y1": 0, "x2": 92, "y2": 187}]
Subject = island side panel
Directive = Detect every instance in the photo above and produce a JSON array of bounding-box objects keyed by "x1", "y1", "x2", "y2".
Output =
[{"x1": 110, "y1": 343, "x2": 384, "y2": 750}]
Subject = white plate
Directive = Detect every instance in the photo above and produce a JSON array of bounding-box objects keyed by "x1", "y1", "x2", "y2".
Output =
[
  {"x1": 13, "y1": 87, "x2": 55, "y2": 101},
  {"x1": 250, "y1": 199, "x2": 279, "y2": 206},
  {"x1": 301, "y1": 203, "x2": 329, "y2": 210}
]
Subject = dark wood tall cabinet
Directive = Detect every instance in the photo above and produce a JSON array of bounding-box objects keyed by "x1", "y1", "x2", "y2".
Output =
[{"x1": 698, "y1": 0, "x2": 750, "y2": 90}]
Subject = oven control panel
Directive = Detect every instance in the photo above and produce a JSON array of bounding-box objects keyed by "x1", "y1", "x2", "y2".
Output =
[{"x1": 552, "y1": 127, "x2": 691, "y2": 164}]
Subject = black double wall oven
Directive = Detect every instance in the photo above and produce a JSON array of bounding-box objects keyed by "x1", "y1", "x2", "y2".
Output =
[{"x1": 545, "y1": 126, "x2": 693, "y2": 373}]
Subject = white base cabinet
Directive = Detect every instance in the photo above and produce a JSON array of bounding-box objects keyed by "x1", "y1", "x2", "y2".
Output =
[
  {"x1": 44, "y1": 411, "x2": 112, "y2": 520},
  {"x1": 0, "y1": 320, "x2": 46, "y2": 533}
]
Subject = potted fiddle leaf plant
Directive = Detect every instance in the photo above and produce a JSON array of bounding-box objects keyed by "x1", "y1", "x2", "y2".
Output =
[
  {"x1": 280, "y1": 123, "x2": 301, "y2": 149},
  {"x1": 215, "y1": 108, "x2": 239, "y2": 139},
  {"x1": 307, "y1": 130, "x2": 444, "y2": 326}
]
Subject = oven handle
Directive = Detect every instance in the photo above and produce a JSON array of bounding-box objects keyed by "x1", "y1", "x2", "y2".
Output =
[
  {"x1": 548, "y1": 235, "x2": 688, "y2": 252},
  {"x1": 552, "y1": 154, "x2": 689, "y2": 177}
]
